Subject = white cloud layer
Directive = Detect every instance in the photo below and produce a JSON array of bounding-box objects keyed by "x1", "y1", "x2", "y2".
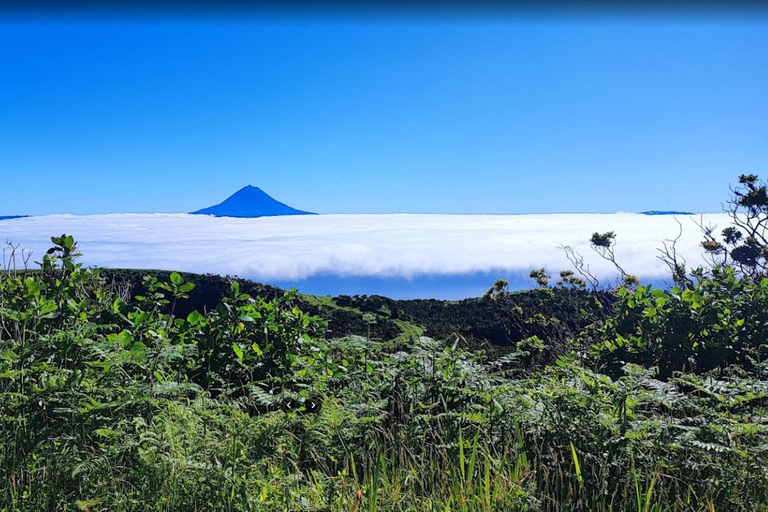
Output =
[{"x1": 0, "y1": 213, "x2": 733, "y2": 284}]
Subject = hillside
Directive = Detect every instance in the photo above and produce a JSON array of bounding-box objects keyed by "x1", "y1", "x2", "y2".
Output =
[{"x1": 102, "y1": 268, "x2": 611, "y2": 361}]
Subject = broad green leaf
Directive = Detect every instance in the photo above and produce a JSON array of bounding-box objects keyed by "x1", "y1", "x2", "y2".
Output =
[
  {"x1": 130, "y1": 342, "x2": 147, "y2": 351},
  {"x1": 233, "y1": 343, "x2": 244, "y2": 363},
  {"x1": 187, "y1": 310, "x2": 204, "y2": 325},
  {"x1": 178, "y1": 282, "x2": 195, "y2": 293}
]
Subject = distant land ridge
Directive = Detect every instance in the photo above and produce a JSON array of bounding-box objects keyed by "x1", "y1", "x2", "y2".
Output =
[
  {"x1": 641, "y1": 210, "x2": 694, "y2": 216},
  {"x1": 0, "y1": 215, "x2": 27, "y2": 221},
  {"x1": 191, "y1": 185, "x2": 314, "y2": 218}
]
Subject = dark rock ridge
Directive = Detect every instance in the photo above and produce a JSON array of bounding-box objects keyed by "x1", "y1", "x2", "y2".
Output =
[
  {"x1": 0, "y1": 215, "x2": 27, "y2": 221},
  {"x1": 191, "y1": 186, "x2": 314, "y2": 218},
  {"x1": 641, "y1": 211, "x2": 694, "y2": 216}
]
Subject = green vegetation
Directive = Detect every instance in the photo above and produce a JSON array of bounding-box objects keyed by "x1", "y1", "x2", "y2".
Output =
[{"x1": 2, "y1": 176, "x2": 768, "y2": 510}]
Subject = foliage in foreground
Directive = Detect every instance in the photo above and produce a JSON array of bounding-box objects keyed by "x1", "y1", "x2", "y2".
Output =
[{"x1": 2, "y1": 234, "x2": 768, "y2": 511}]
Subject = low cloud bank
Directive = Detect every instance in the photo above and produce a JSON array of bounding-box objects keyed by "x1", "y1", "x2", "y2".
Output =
[{"x1": 0, "y1": 213, "x2": 732, "y2": 287}]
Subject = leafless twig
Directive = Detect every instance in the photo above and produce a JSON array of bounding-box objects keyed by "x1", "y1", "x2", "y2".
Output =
[
  {"x1": 657, "y1": 217, "x2": 692, "y2": 287},
  {"x1": 558, "y1": 244, "x2": 600, "y2": 291}
]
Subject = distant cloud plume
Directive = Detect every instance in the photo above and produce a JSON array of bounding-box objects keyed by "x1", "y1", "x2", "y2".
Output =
[{"x1": 0, "y1": 213, "x2": 732, "y2": 285}]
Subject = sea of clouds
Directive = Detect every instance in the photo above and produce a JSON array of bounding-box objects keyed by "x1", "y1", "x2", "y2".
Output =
[{"x1": 0, "y1": 213, "x2": 732, "y2": 297}]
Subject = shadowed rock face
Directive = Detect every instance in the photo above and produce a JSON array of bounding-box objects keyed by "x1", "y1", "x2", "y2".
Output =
[{"x1": 191, "y1": 186, "x2": 314, "y2": 218}]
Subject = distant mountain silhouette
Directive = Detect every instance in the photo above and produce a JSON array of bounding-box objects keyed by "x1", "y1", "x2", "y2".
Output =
[
  {"x1": 641, "y1": 210, "x2": 694, "y2": 216},
  {"x1": 191, "y1": 186, "x2": 314, "y2": 218},
  {"x1": 0, "y1": 215, "x2": 27, "y2": 221}
]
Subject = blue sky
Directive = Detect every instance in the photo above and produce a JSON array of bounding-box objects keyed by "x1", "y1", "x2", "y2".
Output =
[{"x1": 1, "y1": 7, "x2": 767, "y2": 215}]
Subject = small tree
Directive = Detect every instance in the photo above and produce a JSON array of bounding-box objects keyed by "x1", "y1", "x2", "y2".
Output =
[
  {"x1": 560, "y1": 232, "x2": 638, "y2": 290},
  {"x1": 589, "y1": 231, "x2": 638, "y2": 287},
  {"x1": 529, "y1": 268, "x2": 550, "y2": 287},
  {"x1": 698, "y1": 174, "x2": 768, "y2": 276},
  {"x1": 483, "y1": 278, "x2": 509, "y2": 299},
  {"x1": 556, "y1": 270, "x2": 586, "y2": 289}
]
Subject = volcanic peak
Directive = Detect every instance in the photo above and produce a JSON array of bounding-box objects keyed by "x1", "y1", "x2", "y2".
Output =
[{"x1": 191, "y1": 185, "x2": 314, "y2": 218}]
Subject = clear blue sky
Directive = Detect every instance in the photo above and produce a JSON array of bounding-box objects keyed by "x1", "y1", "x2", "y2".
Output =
[{"x1": 1, "y1": 5, "x2": 767, "y2": 215}]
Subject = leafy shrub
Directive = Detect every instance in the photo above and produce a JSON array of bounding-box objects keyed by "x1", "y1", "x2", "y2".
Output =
[{"x1": 594, "y1": 266, "x2": 768, "y2": 379}]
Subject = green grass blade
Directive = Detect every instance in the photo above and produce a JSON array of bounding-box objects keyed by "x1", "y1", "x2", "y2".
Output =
[{"x1": 570, "y1": 441, "x2": 583, "y2": 485}]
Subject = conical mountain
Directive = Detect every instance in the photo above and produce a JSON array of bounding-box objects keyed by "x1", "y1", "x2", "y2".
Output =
[{"x1": 191, "y1": 186, "x2": 314, "y2": 218}]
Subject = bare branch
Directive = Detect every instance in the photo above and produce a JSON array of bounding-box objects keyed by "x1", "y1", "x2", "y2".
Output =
[
  {"x1": 558, "y1": 244, "x2": 600, "y2": 291},
  {"x1": 657, "y1": 217, "x2": 691, "y2": 287}
]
